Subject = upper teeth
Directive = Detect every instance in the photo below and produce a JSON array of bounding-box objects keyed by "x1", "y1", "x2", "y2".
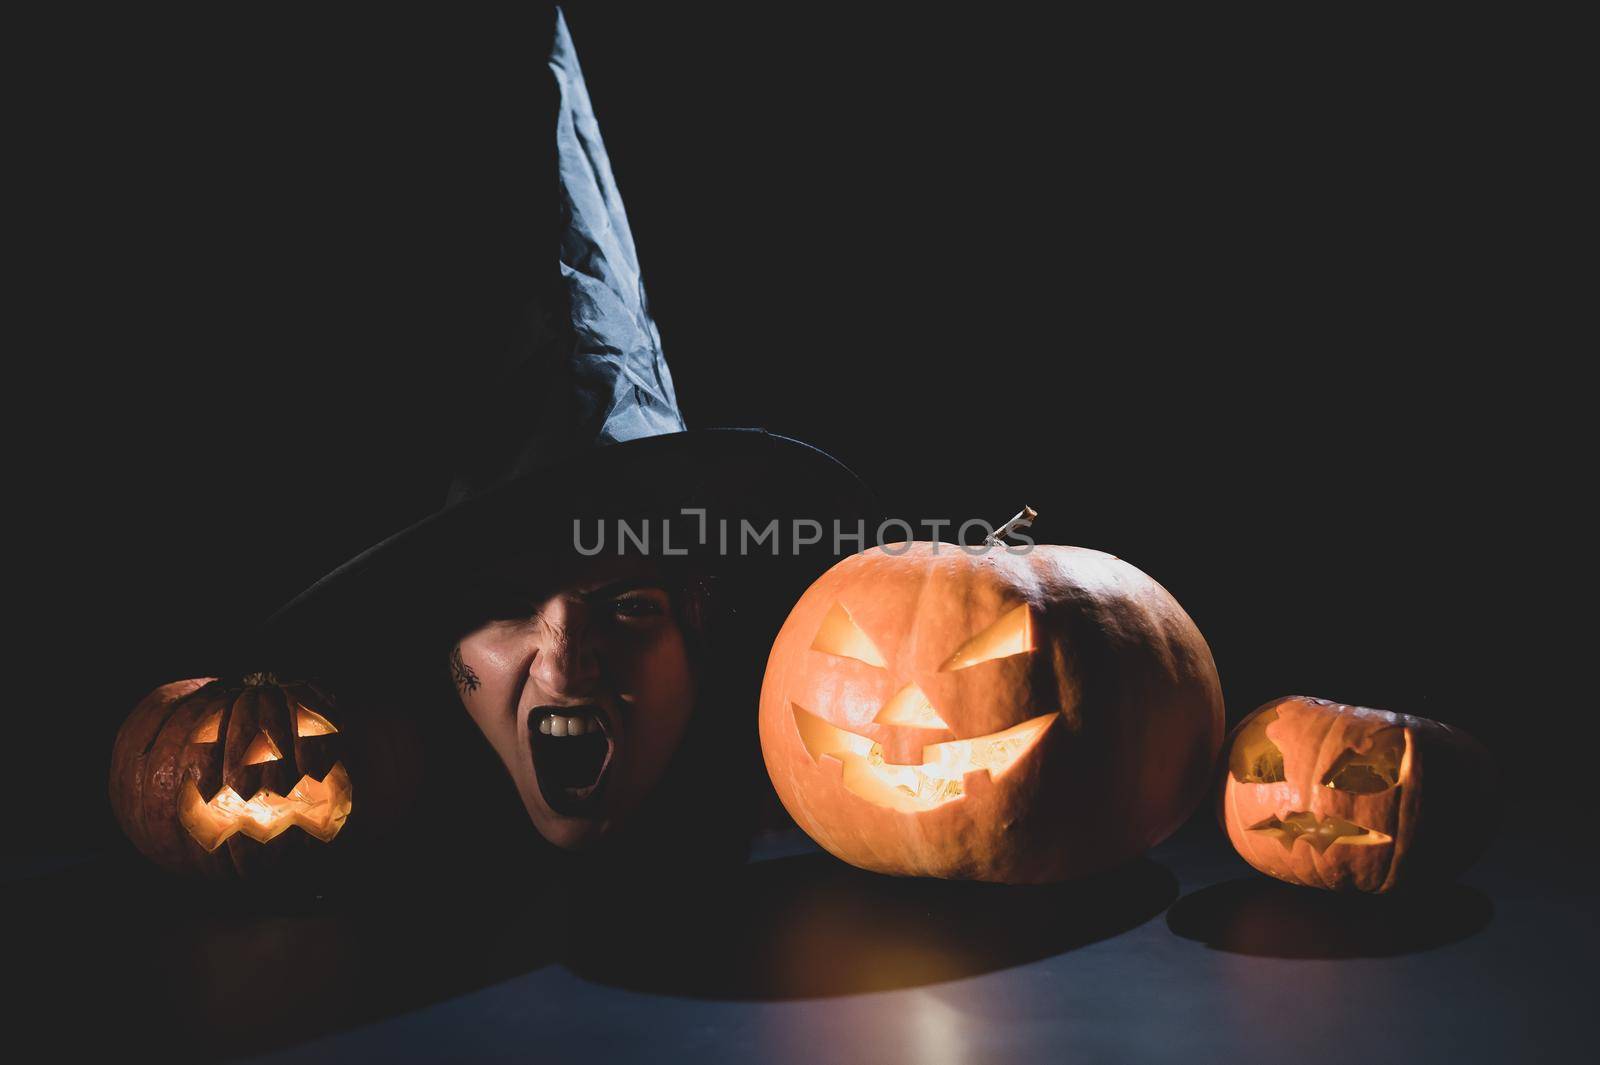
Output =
[{"x1": 540, "y1": 712, "x2": 600, "y2": 737}]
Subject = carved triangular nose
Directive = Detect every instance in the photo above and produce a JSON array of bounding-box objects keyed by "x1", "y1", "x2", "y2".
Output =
[
  {"x1": 874, "y1": 683, "x2": 949, "y2": 729},
  {"x1": 240, "y1": 730, "x2": 283, "y2": 766}
]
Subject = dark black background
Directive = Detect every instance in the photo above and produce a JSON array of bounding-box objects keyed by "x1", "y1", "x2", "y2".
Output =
[{"x1": 15, "y1": 5, "x2": 1573, "y2": 854}]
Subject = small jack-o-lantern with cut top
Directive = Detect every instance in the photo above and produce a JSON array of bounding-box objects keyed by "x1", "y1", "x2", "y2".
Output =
[
  {"x1": 760, "y1": 529, "x2": 1224, "y2": 884},
  {"x1": 1220, "y1": 695, "x2": 1494, "y2": 892},
  {"x1": 110, "y1": 673, "x2": 412, "y2": 879}
]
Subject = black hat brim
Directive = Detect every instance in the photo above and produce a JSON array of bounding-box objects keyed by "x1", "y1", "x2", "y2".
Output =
[{"x1": 254, "y1": 428, "x2": 877, "y2": 670}]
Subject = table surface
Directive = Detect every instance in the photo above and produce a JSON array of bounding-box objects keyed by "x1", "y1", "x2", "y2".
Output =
[{"x1": 9, "y1": 808, "x2": 1590, "y2": 1064}]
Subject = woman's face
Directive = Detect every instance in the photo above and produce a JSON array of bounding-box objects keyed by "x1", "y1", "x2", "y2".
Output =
[{"x1": 450, "y1": 556, "x2": 696, "y2": 849}]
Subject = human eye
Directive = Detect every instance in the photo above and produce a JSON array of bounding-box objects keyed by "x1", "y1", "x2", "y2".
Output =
[{"x1": 610, "y1": 588, "x2": 669, "y2": 621}]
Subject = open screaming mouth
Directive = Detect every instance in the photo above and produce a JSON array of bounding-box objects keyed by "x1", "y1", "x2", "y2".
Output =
[
  {"x1": 1247, "y1": 811, "x2": 1393, "y2": 852},
  {"x1": 531, "y1": 707, "x2": 615, "y2": 816},
  {"x1": 178, "y1": 763, "x2": 352, "y2": 851}
]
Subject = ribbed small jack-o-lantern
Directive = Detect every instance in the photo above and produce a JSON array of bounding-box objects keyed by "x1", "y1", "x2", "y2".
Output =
[
  {"x1": 759, "y1": 532, "x2": 1224, "y2": 884},
  {"x1": 110, "y1": 673, "x2": 413, "y2": 879},
  {"x1": 1220, "y1": 695, "x2": 1494, "y2": 892}
]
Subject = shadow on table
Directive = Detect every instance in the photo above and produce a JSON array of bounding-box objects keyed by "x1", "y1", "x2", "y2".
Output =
[
  {"x1": 7, "y1": 853, "x2": 561, "y2": 1061},
  {"x1": 565, "y1": 851, "x2": 1178, "y2": 999},
  {"x1": 1166, "y1": 876, "x2": 1494, "y2": 958},
  {"x1": 11, "y1": 847, "x2": 1178, "y2": 1051}
]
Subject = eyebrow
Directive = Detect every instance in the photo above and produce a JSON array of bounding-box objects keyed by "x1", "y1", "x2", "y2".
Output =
[
  {"x1": 578, "y1": 578, "x2": 667, "y2": 604},
  {"x1": 452, "y1": 573, "x2": 666, "y2": 607}
]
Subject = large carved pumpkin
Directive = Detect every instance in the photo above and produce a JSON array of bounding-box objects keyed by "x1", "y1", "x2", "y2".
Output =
[
  {"x1": 1220, "y1": 695, "x2": 1494, "y2": 892},
  {"x1": 110, "y1": 673, "x2": 415, "y2": 879},
  {"x1": 759, "y1": 542, "x2": 1224, "y2": 883}
]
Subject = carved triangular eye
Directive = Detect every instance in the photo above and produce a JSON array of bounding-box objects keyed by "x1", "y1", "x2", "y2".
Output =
[
  {"x1": 1322, "y1": 728, "x2": 1405, "y2": 793},
  {"x1": 296, "y1": 705, "x2": 339, "y2": 737},
  {"x1": 810, "y1": 602, "x2": 887, "y2": 667},
  {"x1": 939, "y1": 604, "x2": 1033, "y2": 672},
  {"x1": 240, "y1": 730, "x2": 283, "y2": 766},
  {"x1": 1229, "y1": 709, "x2": 1287, "y2": 784},
  {"x1": 188, "y1": 708, "x2": 223, "y2": 744}
]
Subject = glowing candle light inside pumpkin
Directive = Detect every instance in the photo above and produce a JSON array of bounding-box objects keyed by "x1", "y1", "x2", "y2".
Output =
[
  {"x1": 1220, "y1": 695, "x2": 1493, "y2": 892},
  {"x1": 760, "y1": 508, "x2": 1225, "y2": 883},
  {"x1": 110, "y1": 674, "x2": 372, "y2": 876}
]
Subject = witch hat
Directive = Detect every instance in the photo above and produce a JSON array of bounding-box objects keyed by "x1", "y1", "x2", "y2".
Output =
[{"x1": 256, "y1": 7, "x2": 875, "y2": 672}]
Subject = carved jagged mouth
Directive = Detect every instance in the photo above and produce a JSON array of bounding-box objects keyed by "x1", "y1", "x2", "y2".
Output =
[
  {"x1": 792, "y1": 703, "x2": 1055, "y2": 813},
  {"x1": 1247, "y1": 811, "x2": 1392, "y2": 853},
  {"x1": 179, "y1": 763, "x2": 352, "y2": 851}
]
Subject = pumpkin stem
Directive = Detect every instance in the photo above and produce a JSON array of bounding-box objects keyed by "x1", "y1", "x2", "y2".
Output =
[
  {"x1": 986, "y1": 505, "x2": 1038, "y2": 546},
  {"x1": 240, "y1": 671, "x2": 282, "y2": 687}
]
